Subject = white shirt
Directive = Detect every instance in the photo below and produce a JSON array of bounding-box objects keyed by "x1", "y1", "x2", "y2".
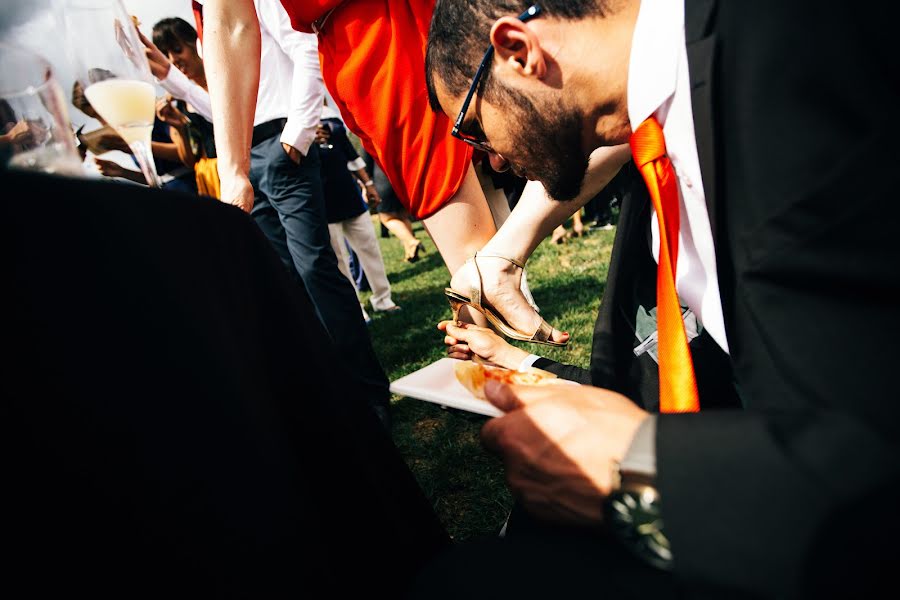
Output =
[
  {"x1": 160, "y1": 0, "x2": 324, "y2": 156},
  {"x1": 627, "y1": 0, "x2": 729, "y2": 354}
]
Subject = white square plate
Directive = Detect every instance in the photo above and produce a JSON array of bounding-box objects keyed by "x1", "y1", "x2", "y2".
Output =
[{"x1": 389, "y1": 357, "x2": 503, "y2": 418}]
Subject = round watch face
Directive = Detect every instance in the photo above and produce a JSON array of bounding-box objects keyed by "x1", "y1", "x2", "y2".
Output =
[{"x1": 606, "y1": 484, "x2": 673, "y2": 571}]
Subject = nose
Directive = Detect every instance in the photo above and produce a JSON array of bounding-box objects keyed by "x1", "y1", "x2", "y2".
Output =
[{"x1": 488, "y1": 152, "x2": 510, "y2": 173}]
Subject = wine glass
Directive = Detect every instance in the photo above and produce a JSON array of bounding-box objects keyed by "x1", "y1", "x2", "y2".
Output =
[
  {"x1": 0, "y1": 43, "x2": 83, "y2": 176},
  {"x1": 63, "y1": 0, "x2": 162, "y2": 187}
]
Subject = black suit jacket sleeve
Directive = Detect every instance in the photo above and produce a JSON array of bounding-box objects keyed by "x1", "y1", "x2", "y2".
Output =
[
  {"x1": 531, "y1": 358, "x2": 592, "y2": 385},
  {"x1": 654, "y1": 2, "x2": 900, "y2": 597}
]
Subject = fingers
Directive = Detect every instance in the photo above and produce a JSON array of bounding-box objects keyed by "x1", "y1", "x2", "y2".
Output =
[
  {"x1": 485, "y1": 382, "x2": 554, "y2": 412},
  {"x1": 438, "y1": 320, "x2": 469, "y2": 340},
  {"x1": 484, "y1": 381, "x2": 524, "y2": 412},
  {"x1": 445, "y1": 320, "x2": 488, "y2": 340}
]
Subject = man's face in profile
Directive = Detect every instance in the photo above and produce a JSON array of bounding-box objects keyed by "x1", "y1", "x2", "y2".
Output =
[{"x1": 439, "y1": 76, "x2": 590, "y2": 201}]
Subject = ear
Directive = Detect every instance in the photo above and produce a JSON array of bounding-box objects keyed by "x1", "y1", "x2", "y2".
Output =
[{"x1": 490, "y1": 16, "x2": 547, "y2": 80}]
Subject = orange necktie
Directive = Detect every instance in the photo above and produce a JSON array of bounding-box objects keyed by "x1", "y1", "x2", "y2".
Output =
[{"x1": 630, "y1": 117, "x2": 700, "y2": 413}]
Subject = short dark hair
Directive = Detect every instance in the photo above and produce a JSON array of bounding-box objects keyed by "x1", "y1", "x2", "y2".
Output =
[
  {"x1": 152, "y1": 17, "x2": 198, "y2": 55},
  {"x1": 425, "y1": 0, "x2": 604, "y2": 113}
]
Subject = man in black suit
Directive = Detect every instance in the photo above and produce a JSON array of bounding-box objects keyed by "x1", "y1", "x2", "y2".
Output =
[{"x1": 423, "y1": 0, "x2": 900, "y2": 596}]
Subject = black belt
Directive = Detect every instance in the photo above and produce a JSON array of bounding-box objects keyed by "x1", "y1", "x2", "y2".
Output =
[{"x1": 251, "y1": 118, "x2": 287, "y2": 147}]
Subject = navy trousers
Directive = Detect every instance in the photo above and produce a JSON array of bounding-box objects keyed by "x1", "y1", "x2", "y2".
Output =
[{"x1": 249, "y1": 136, "x2": 389, "y2": 411}]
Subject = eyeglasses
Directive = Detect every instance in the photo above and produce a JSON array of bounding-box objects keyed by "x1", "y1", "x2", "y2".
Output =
[{"x1": 451, "y1": 4, "x2": 542, "y2": 154}]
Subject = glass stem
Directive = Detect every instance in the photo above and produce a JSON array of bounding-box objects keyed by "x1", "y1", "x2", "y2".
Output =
[{"x1": 128, "y1": 140, "x2": 162, "y2": 188}]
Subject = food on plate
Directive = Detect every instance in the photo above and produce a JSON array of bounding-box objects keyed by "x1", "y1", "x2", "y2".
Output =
[{"x1": 454, "y1": 360, "x2": 560, "y2": 399}]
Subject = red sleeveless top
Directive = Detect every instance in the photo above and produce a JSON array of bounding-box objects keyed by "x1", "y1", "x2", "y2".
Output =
[{"x1": 278, "y1": 0, "x2": 472, "y2": 219}]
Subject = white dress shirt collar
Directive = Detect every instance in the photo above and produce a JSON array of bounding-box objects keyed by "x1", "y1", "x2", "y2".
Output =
[{"x1": 627, "y1": 0, "x2": 684, "y2": 130}]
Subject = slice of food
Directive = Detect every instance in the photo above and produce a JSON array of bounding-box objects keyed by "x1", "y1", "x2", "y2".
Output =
[{"x1": 454, "y1": 360, "x2": 559, "y2": 399}]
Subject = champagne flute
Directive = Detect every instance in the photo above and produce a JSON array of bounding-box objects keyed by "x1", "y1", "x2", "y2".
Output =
[
  {"x1": 0, "y1": 43, "x2": 83, "y2": 176},
  {"x1": 63, "y1": 0, "x2": 162, "y2": 187}
]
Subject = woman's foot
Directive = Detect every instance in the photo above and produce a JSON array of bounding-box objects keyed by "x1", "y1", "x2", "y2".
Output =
[
  {"x1": 449, "y1": 255, "x2": 569, "y2": 345},
  {"x1": 403, "y1": 239, "x2": 423, "y2": 262},
  {"x1": 572, "y1": 219, "x2": 585, "y2": 238},
  {"x1": 550, "y1": 225, "x2": 568, "y2": 245}
]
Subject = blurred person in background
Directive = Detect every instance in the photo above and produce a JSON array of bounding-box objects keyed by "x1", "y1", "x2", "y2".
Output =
[
  {"x1": 318, "y1": 104, "x2": 401, "y2": 323},
  {"x1": 150, "y1": 17, "x2": 219, "y2": 197},
  {"x1": 361, "y1": 147, "x2": 425, "y2": 264}
]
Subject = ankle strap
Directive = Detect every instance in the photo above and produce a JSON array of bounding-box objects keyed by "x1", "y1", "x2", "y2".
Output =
[{"x1": 474, "y1": 251, "x2": 526, "y2": 270}]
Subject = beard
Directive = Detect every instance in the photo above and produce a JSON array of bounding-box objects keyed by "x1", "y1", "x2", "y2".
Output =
[{"x1": 496, "y1": 84, "x2": 589, "y2": 201}]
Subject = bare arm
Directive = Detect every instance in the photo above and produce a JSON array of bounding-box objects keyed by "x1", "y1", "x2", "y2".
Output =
[
  {"x1": 151, "y1": 141, "x2": 182, "y2": 164},
  {"x1": 164, "y1": 126, "x2": 196, "y2": 169},
  {"x1": 202, "y1": 0, "x2": 260, "y2": 212},
  {"x1": 94, "y1": 157, "x2": 148, "y2": 185},
  {"x1": 156, "y1": 98, "x2": 196, "y2": 168},
  {"x1": 352, "y1": 167, "x2": 381, "y2": 208},
  {"x1": 481, "y1": 144, "x2": 631, "y2": 262}
]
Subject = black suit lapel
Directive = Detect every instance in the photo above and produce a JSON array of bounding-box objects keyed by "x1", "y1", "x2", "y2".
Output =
[{"x1": 685, "y1": 0, "x2": 719, "y2": 247}]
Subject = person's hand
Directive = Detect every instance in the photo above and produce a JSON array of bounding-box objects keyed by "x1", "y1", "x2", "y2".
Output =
[
  {"x1": 2, "y1": 120, "x2": 39, "y2": 148},
  {"x1": 282, "y1": 143, "x2": 303, "y2": 165},
  {"x1": 137, "y1": 29, "x2": 172, "y2": 81},
  {"x1": 219, "y1": 171, "x2": 255, "y2": 213},
  {"x1": 156, "y1": 97, "x2": 190, "y2": 128},
  {"x1": 94, "y1": 157, "x2": 132, "y2": 179},
  {"x1": 363, "y1": 182, "x2": 381, "y2": 209},
  {"x1": 481, "y1": 381, "x2": 649, "y2": 525},
  {"x1": 71, "y1": 81, "x2": 102, "y2": 121},
  {"x1": 314, "y1": 125, "x2": 331, "y2": 146},
  {"x1": 97, "y1": 130, "x2": 131, "y2": 154},
  {"x1": 75, "y1": 127, "x2": 88, "y2": 161},
  {"x1": 438, "y1": 320, "x2": 529, "y2": 369}
]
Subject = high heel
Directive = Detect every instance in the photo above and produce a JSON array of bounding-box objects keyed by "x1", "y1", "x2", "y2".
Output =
[
  {"x1": 404, "y1": 239, "x2": 423, "y2": 263},
  {"x1": 444, "y1": 252, "x2": 567, "y2": 347}
]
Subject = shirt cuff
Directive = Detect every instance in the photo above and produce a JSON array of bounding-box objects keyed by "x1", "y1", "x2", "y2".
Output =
[
  {"x1": 280, "y1": 122, "x2": 316, "y2": 157},
  {"x1": 346, "y1": 157, "x2": 366, "y2": 171},
  {"x1": 517, "y1": 354, "x2": 542, "y2": 372},
  {"x1": 620, "y1": 415, "x2": 657, "y2": 475},
  {"x1": 159, "y1": 64, "x2": 187, "y2": 96}
]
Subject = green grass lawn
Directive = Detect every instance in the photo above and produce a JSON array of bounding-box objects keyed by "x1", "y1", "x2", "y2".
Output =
[{"x1": 359, "y1": 216, "x2": 616, "y2": 540}]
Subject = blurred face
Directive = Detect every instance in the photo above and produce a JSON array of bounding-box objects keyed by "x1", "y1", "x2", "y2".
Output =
[
  {"x1": 443, "y1": 77, "x2": 590, "y2": 201},
  {"x1": 165, "y1": 40, "x2": 203, "y2": 83}
]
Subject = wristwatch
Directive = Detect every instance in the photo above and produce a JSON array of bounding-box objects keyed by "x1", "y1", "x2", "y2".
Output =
[{"x1": 604, "y1": 418, "x2": 673, "y2": 571}]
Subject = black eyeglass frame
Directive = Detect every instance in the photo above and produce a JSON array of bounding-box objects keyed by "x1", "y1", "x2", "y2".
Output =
[{"x1": 450, "y1": 4, "x2": 543, "y2": 153}]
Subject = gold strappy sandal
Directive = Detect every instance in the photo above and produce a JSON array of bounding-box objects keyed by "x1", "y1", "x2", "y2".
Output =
[{"x1": 444, "y1": 252, "x2": 567, "y2": 347}]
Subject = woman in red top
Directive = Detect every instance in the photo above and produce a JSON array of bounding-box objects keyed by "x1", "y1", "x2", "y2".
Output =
[{"x1": 201, "y1": 0, "x2": 629, "y2": 347}]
